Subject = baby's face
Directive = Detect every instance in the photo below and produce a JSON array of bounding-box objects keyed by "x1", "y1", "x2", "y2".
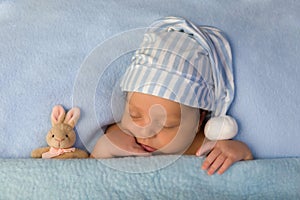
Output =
[{"x1": 120, "y1": 92, "x2": 200, "y2": 154}]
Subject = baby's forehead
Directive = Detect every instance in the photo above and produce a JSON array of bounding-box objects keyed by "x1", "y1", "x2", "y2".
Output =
[
  {"x1": 127, "y1": 92, "x2": 179, "y2": 106},
  {"x1": 126, "y1": 92, "x2": 198, "y2": 118}
]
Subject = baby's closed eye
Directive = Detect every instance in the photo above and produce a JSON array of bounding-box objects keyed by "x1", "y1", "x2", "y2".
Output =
[
  {"x1": 163, "y1": 124, "x2": 179, "y2": 129},
  {"x1": 130, "y1": 113, "x2": 142, "y2": 119}
]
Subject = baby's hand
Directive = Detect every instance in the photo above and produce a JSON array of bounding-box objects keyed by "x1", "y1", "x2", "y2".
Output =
[
  {"x1": 197, "y1": 140, "x2": 253, "y2": 175},
  {"x1": 91, "y1": 124, "x2": 151, "y2": 158}
]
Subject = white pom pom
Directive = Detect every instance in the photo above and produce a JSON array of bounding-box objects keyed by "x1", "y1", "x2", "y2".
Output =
[{"x1": 204, "y1": 115, "x2": 238, "y2": 140}]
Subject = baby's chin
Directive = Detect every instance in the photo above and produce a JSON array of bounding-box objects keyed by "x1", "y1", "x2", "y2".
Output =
[
  {"x1": 153, "y1": 139, "x2": 194, "y2": 155},
  {"x1": 151, "y1": 146, "x2": 188, "y2": 155}
]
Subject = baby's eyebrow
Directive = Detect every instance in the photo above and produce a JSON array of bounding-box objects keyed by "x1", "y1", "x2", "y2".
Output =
[{"x1": 128, "y1": 102, "x2": 142, "y2": 111}]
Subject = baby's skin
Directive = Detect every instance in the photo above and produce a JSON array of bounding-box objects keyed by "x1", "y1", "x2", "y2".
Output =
[{"x1": 91, "y1": 92, "x2": 253, "y2": 175}]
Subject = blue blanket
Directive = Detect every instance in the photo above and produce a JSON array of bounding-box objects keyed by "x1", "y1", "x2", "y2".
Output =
[{"x1": 0, "y1": 156, "x2": 299, "y2": 199}]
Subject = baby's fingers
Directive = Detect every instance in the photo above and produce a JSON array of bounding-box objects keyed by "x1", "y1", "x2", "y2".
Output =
[
  {"x1": 201, "y1": 149, "x2": 221, "y2": 171},
  {"x1": 206, "y1": 154, "x2": 227, "y2": 175},
  {"x1": 217, "y1": 158, "x2": 234, "y2": 175}
]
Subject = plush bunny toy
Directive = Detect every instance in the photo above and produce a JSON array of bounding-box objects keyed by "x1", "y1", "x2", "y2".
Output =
[{"x1": 31, "y1": 105, "x2": 89, "y2": 159}]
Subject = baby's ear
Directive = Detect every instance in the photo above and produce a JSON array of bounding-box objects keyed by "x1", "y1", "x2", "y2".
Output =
[
  {"x1": 64, "y1": 107, "x2": 80, "y2": 128},
  {"x1": 51, "y1": 105, "x2": 66, "y2": 126}
]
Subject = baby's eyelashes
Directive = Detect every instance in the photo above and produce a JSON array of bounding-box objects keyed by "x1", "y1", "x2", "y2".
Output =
[
  {"x1": 163, "y1": 125, "x2": 178, "y2": 129},
  {"x1": 130, "y1": 114, "x2": 142, "y2": 119}
]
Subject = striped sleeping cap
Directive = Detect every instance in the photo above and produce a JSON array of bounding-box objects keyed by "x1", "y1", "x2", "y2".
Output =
[{"x1": 120, "y1": 16, "x2": 234, "y2": 118}]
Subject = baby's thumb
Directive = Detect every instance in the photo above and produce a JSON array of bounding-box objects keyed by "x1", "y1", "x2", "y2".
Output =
[{"x1": 196, "y1": 139, "x2": 217, "y2": 156}]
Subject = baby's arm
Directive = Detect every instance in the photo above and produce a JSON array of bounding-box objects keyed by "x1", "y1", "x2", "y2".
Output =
[
  {"x1": 90, "y1": 124, "x2": 151, "y2": 158},
  {"x1": 197, "y1": 140, "x2": 253, "y2": 175}
]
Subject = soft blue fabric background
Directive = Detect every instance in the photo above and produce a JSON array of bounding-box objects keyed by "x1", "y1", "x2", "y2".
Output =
[{"x1": 0, "y1": 0, "x2": 300, "y2": 158}]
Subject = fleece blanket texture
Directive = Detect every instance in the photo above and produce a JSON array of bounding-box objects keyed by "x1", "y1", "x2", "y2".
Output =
[{"x1": 0, "y1": 156, "x2": 300, "y2": 200}]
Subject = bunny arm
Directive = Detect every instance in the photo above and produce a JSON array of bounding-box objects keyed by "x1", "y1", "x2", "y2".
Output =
[
  {"x1": 31, "y1": 147, "x2": 51, "y2": 158},
  {"x1": 31, "y1": 147, "x2": 88, "y2": 159},
  {"x1": 54, "y1": 148, "x2": 89, "y2": 159}
]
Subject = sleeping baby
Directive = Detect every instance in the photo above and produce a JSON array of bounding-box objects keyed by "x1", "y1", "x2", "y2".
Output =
[{"x1": 91, "y1": 16, "x2": 253, "y2": 175}]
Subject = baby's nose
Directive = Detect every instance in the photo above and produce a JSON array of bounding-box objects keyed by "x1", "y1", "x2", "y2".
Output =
[{"x1": 134, "y1": 124, "x2": 162, "y2": 139}]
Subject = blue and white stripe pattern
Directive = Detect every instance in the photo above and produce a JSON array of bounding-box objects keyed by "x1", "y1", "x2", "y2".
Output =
[{"x1": 121, "y1": 16, "x2": 234, "y2": 117}]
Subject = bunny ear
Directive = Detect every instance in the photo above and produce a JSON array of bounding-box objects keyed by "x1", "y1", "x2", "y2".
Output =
[
  {"x1": 51, "y1": 105, "x2": 66, "y2": 126},
  {"x1": 64, "y1": 107, "x2": 80, "y2": 128}
]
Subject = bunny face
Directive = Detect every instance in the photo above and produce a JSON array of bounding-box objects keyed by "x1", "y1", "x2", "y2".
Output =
[
  {"x1": 46, "y1": 105, "x2": 81, "y2": 149},
  {"x1": 46, "y1": 124, "x2": 76, "y2": 148}
]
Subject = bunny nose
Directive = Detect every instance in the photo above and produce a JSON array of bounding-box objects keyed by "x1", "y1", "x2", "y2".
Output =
[{"x1": 55, "y1": 138, "x2": 65, "y2": 142}]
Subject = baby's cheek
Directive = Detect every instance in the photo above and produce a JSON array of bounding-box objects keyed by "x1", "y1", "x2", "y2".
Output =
[
  {"x1": 155, "y1": 127, "x2": 195, "y2": 154},
  {"x1": 160, "y1": 128, "x2": 179, "y2": 143},
  {"x1": 120, "y1": 113, "x2": 132, "y2": 128}
]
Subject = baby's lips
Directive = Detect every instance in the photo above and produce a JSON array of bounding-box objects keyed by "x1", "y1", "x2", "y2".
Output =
[{"x1": 140, "y1": 144, "x2": 157, "y2": 153}]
